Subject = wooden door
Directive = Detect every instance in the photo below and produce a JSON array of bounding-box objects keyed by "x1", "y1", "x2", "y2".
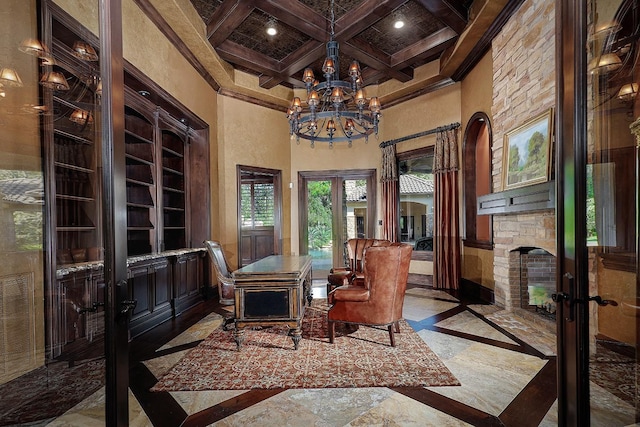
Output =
[{"x1": 237, "y1": 165, "x2": 282, "y2": 267}]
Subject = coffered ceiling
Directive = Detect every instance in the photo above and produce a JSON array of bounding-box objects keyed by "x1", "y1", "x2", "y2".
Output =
[{"x1": 187, "y1": 0, "x2": 471, "y2": 90}]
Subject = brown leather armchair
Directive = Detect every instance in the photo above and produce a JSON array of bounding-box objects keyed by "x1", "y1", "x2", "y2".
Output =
[
  {"x1": 327, "y1": 238, "x2": 391, "y2": 295},
  {"x1": 203, "y1": 240, "x2": 235, "y2": 306},
  {"x1": 327, "y1": 243, "x2": 413, "y2": 347}
]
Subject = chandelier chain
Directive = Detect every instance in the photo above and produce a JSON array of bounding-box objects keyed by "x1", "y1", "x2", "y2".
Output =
[{"x1": 330, "y1": 0, "x2": 335, "y2": 38}]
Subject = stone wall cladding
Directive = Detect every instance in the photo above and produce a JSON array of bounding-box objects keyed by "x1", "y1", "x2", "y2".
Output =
[{"x1": 490, "y1": 0, "x2": 556, "y2": 309}]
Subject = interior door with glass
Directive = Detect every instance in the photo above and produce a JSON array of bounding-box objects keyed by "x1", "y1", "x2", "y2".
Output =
[
  {"x1": 557, "y1": 0, "x2": 640, "y2": 424},
  {"x1": 238, "y1": 165, "x2": 282, "y2": 267},
  {"x1": 299, "y1": 170, "x2": 376, "y2": 279}
]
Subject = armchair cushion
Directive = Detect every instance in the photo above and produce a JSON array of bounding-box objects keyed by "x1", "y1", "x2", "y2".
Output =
[{"x1": 331, "y1": 285, "x2": 370, "y2": 302}]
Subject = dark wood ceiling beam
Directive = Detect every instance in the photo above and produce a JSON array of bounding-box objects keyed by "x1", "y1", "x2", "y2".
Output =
[
  {"x1": 413, "y1": 0, "x2": 468, "y2": 33},
  {"x1": 390, "y1": 27, "x2": 458, "y2": 68},
  {"x1": 259, "y1": 40, "x2": 326, "y2": 89},
  {"x1": 333, "y1": 0, "x2": 407, "y2": 39},
  {"x1": 361, "y1": 68, "x2": 387, "y2": 85},
  {"x1": 255, "y1": 0, "x2": 329, "y2": 41},
  {"x1": 216, "y1": 40, "x2": 282, "y2": 75},
  {"x1": 206, "y1": 0, "x2": 254, "y2": 46},
  {"x1": 259, "y1": 74, "x2": 301, "y2": 89},
  {"x1": 341, "y1": 39, "x2": 413, "y2": 83}
]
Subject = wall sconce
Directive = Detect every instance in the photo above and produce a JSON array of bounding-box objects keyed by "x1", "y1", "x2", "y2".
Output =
[
  {"x1": 70, "y1": 109, "x2": 93, "y2": 126},
  {"x1": 40, "y1": 71, "x2": 70, "y2": 91},
  {"x1": 588, "y1": 53, "x2": 622, "y2": 74},
  {"x1": 0, "y1": 68, "x2": 23, "y2": 87},
  {"x1": 72, "y1": 41, "x2": 98, "y2": 62},
  {"x1": 589, "y1": 20, "x2": 621, "y2": 41},
  {"x1": 617, "y1": 83, "x2": 638, "y2": 102},
  {"x1": 19, "y1": 38, "x2": 47, "y2": 57}
]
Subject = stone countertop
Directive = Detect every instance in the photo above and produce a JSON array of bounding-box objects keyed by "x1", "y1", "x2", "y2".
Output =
[{"x1": 56, "y1": 247, "x2": 206, "y2": 278}]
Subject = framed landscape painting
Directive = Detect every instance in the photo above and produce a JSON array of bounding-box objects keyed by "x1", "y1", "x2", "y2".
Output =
[{"x1": 502, "y1": 109, "x2": 553, "y2": 190}]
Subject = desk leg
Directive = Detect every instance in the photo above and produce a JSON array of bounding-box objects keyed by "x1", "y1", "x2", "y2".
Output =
[
  {"x1": 305, "y1": 271, "x2": 313, "y2": 306},
  {"x1": 290, "y1": 327, "x2": 302, "y2": 350},
  {"x1": 234, "y1": 327, "x2": 245, "y2": 350}
]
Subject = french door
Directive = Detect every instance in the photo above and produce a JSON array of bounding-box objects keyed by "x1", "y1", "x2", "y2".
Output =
[
  {"x1": 298, "y1": 170, "x2": 376, "y2": 278},
  {"x1": 0, "y1": 1, "x2": 129, "y2": 425},
  {"x1": 556, "y1": 0, "x2": 640, "y2": 425}
]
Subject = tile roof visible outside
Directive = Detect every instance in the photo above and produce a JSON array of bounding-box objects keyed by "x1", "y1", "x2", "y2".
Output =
[{"x1": 344, "y1": 174, "x2": 433, "y2": 202}]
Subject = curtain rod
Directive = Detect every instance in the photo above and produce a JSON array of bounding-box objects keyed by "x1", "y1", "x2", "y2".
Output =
[{"x1": 378, "y1": 122, "x2": 461, "y2": 148}]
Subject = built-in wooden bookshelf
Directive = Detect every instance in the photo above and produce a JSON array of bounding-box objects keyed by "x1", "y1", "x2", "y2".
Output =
[{"x1": 45, "y1": 4, "x2": 211, "y2": 359}]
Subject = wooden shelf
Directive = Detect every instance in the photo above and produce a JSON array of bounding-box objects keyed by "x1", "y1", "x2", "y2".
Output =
[
  {"x1": 56, "y1": 194, "x2": 95, "y2": 202},
  {"x1": 54, "y1": 162, "x2": 93, "y2": 174},
  {"x1": 477, "y1": 181, "x2": 555, "y2": 215},
  {"x1": 53, "y1": 129, "x2": 93, "y2": 145}
]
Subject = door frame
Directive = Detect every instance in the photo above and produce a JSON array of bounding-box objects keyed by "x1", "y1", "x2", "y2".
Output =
[
  {"x1": 556, "y1": 0, "x2": 591, "y2": 424},
  {"x1": 298, "y1": 169, "x2": 376, "y2": 268},
  {"x1": 98, "y1": 0, "x2": 131, "y2": 424}
]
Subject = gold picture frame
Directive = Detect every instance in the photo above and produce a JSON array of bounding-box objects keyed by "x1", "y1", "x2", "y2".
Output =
[{"x1": 502, "y1": 109, "x2": 554, "y2": 190}]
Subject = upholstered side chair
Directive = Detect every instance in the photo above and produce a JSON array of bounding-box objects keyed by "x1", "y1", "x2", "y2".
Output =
[
  {"x1": 327, "y1": 243, "x2": 413, "y2": 347},
  {"x1": 326, "y1": 238, "x2": 391, "y2": 296},
  {"x1": 203, "y1": 240, "x2": 235, "y2": 306}
]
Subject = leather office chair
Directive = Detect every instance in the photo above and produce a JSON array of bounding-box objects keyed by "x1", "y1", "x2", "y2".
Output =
[
  {"x1": 327, "y1": 243, "x2": 412, "y2": 347},
  {"x1": 203, "y1": 240, "x2": 235, "y2": 306},
  {"x1": 327, "y1": 238, "x2": 391, "y2": 296}
]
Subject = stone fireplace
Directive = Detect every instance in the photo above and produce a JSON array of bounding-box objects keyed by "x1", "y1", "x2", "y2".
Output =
[{"x1": 492, "y1": 210, "x2": 556, "y2": 312}]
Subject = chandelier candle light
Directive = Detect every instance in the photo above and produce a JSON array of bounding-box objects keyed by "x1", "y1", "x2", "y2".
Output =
[{"x1": 287, "y1": 0, "x2": 381, "y2": 147}]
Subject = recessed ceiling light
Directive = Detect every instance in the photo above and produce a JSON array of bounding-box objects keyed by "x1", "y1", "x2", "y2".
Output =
[
  {"x1": 394, "y1": 20, "x2": 405, "y2": 29},
  {"x1": 266, "y1": 18, "x2": 277, "y2": 36}
]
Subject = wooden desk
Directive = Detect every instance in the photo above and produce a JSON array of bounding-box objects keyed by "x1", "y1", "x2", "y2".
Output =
[{"x1": 232, "y1": 255, "x2": 312, "y2": 350}]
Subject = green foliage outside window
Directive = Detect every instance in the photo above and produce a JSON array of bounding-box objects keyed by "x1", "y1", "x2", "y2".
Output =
[{"x1": 307, "y1": 180, "x2": 332, "y2": 249}]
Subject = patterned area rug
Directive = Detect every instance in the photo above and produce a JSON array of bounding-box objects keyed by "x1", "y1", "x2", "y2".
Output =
[{"x1": 151, "y1": 300, "x2": 459, "y2": 391}]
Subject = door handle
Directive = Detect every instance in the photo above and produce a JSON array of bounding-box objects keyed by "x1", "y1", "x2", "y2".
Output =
[
  {"x1": 120, "y1": 299, "x2": 137, "y2": 315},
  {"x1": 588, "y1": 295, "x2": 618, "y2": 306},
  {"x1": 78, "y1": 301, "x2": 105, "y2": 314},
  {"x1": 552, "y1": 272, "x2": 575, "y2": 322}
]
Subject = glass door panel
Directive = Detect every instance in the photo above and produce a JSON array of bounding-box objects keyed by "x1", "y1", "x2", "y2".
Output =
[
  {"x1": 0, "y1": 1, "x2": 108, "y2": 424},
  {"x1": 307, "y1": 179, "x2": 334, "y2": 277},
  {"x1": 300, "y1": 170, "x2": 376, "y2": 280},
  {"x1": 586, "y1": 0, "x2": 639, "y2": 423}
]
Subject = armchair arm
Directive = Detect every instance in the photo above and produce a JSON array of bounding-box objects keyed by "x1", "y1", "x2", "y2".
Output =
[{"x1": 331, "y1": 286, "x2": 370, "y2": 302}]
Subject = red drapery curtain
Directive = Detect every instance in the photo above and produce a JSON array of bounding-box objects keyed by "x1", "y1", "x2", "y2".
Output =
[
  {"x1": 434, "y1": 128, "x2": 461, "y2": 290},
  {"x1": 381, "y1": 144, "x2": 398, "y2": 242}
]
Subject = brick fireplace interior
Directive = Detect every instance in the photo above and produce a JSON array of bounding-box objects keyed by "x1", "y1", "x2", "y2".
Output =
[{"x1": 512, "y1": 247, "x2": 556, "y2": 319}]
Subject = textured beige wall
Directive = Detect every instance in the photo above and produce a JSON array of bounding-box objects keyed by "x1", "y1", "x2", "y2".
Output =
[
  {"x1": 460, "y1": 51, "x2": 495, "y2": 289},
  {"x1": 462, "y1": 246, "x2": 495, "y2": 290},
  {"x1": 596, "y1": 260, "x2": 636, "y2": 345},
  {"x1": 217, "y1": 96, "x2": 291, "y2": 267}
]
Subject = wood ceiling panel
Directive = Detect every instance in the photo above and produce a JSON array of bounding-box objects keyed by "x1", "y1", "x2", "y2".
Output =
[{"x1": 190, "y1": 0, "x2": 471, "y2": 89}]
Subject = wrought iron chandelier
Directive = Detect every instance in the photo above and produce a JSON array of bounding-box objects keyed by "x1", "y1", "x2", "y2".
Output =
[{"x1": 287, "y1": 0, "x2": 382, "y2": 147}]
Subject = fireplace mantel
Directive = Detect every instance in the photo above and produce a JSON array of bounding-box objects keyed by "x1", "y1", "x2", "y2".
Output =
[{"x1": 477, "y1": 181, "x2": 555, "y2": 215}]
